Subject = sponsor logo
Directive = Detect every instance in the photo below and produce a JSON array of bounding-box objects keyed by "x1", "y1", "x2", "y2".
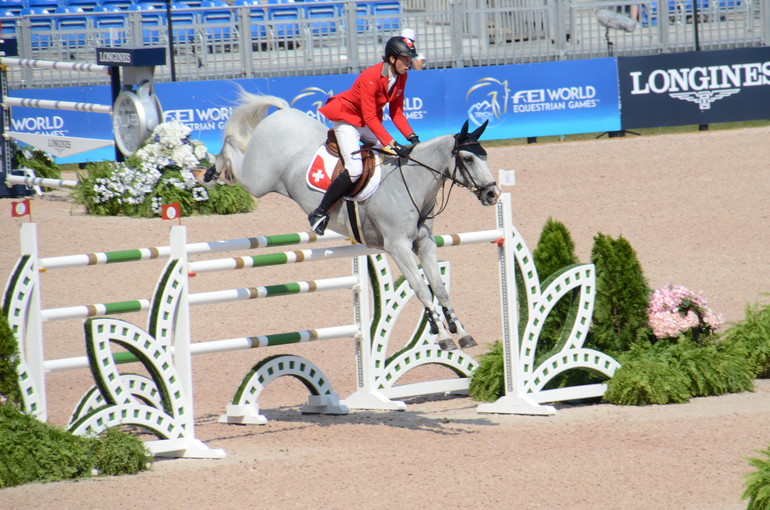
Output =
[
  {"x1": 628, "y1": 62, "x2": 770, "y2": 110},
  {"x1": 164, "y1": 106, "x2": 233, "y2": 131},
  {"x1": 11, "y1": 115, "x2": 67, "y2": 136},
  {"x1": 97, "y1": 50, "x2": 133, "y2": 64},
  {"x1": 465, "y1": 77, "x2": 601, "y2": 127},
  {"x1": 291, "y1": 87, "x2": 334, "y2": 125},
  {"x1": 47, "y1": 137, "x2": 72, "y2": 155}
]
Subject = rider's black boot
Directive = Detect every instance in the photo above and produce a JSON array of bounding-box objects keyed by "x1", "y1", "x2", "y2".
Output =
[{"x1": 308, "y1": 170, "x2": 355, "y2": 235}]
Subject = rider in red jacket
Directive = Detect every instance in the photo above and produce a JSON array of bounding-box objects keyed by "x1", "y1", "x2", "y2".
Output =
[{"x1": 308, "y1": 36, "x2": 421, "y2": 235}]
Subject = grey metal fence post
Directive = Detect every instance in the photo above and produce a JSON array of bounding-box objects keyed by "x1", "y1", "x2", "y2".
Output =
[
  {"x1": 762, "y1": 0, "x2": 770, "y2": 46},
  {"x1": 344, "y1": 0, "x2": 360, "y2": 72},
  {"x1": 451, "y1": 0, "x2": 465, "y2": 67}
]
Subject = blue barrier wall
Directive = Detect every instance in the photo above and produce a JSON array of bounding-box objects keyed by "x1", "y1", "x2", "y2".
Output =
[
  {"x1": 9, "y1": 58, "x2": 621, "y2": 164},
  {"x1": 9, "y1": 48, "x2": 769, "y2": 164}
]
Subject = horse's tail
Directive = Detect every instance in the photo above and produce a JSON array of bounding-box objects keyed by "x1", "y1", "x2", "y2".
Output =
[{"x1": 226, "y1": 87, "x2": 290, "y2": 153}]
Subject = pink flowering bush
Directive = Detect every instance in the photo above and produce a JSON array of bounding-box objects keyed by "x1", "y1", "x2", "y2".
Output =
[{"x1": 648, "y1": 284, "x2": 724, "y2": 341}]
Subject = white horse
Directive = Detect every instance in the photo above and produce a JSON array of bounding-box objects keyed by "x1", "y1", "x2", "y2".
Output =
[{"x1": 202, "y1": 92, "x2": 500, "y2": 350}]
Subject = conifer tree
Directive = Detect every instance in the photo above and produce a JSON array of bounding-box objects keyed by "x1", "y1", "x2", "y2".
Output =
[
  {"x1": 589, "y1": 233, "x2": 650, "y2": 354},
  {"x1": 532, "y1": 218, "x2": 579, "y2": 356}
]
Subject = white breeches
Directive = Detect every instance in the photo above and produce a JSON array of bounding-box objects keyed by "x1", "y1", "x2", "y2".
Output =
[{"x1": 333, "y1": 121, "x2": 382, "y2": 182}]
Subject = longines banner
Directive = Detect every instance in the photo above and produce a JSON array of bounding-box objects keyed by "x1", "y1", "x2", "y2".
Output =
[{"x1": 618, "y1": 47, "x2": 770, "y2": 129}]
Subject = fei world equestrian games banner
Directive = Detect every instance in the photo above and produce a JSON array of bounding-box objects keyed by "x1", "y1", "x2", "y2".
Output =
[
  {"x1": 8, "y1": 58, "x2": 620, "y2": 164},
  {"x1": 618, "y1": 47, "x2": 770, "y2": 129}
]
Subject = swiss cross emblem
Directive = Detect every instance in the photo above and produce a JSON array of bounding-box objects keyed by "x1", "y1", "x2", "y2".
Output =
[{"x1": 309, "y1": 155, "x2": 331, "y2": 189}]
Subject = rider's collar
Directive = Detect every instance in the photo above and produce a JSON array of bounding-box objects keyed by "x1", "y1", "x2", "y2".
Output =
[{"x1": 381, "y1": 62, "x2": 390, "y2": 77}]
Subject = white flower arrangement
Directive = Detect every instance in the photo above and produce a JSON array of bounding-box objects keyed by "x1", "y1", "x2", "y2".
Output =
[{"x1": 91, "y1": 121, "x2": 212, "y2": 208}]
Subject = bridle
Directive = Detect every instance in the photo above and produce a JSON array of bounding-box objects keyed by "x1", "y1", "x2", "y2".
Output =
[{"x1": 379, "y1": 137, "x2": 497, "y2": 221}]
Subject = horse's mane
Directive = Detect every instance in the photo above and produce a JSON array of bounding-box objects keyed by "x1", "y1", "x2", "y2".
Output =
[{"x1": 225, "y1": 88, "x2": 290, "y2": 153}]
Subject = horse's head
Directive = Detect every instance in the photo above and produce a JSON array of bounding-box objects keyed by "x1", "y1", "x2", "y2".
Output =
[
  {"x1": 196, "y1": 135, "x2": 240, "y2": 189},
  {"x1": 452, "y1": 120, "x2": 501, "y2": 206}
]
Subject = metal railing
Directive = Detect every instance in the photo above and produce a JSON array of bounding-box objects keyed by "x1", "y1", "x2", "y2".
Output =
[{"x1": 1, "y1": 0, "x2": 767, "y2": 89}]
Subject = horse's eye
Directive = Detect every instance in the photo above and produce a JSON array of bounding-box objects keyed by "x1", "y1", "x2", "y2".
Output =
[{"x1": 464, "y1": 156, "x2": 473, "y2": 164}]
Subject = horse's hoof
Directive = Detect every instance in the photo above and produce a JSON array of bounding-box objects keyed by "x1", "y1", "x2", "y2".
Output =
[
  {"x1": 458, "y1": 336, "x2": 477, "y2": 349},
  {"x1": 438, "y1": 339, "x2": 458, "y2": 351}
]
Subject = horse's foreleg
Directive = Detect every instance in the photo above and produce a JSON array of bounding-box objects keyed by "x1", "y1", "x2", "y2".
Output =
[
  {"x1": 386, "y1": 239, "x2": 458, "y2": 351},
  {"x1": 414, "y1": 231, "x2": 477, "y2": 349}
]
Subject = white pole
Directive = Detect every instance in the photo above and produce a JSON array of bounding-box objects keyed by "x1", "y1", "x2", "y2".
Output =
[
  {"x1": 169, "y1": 226, "x2": 196, "y2": 438},
  {"x1": 19, "y1": 223, "x2": 47, "y2": 421}
]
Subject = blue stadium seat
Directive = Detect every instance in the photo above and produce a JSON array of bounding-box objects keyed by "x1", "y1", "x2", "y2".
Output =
[
  {"x1": 63, "y1": 0, "x2": 100, "y2": 11},
  {"x1": 169, "y1": 2, "x2": 196, "y2": 44},
  {"x1": 0, "y1": 8, "x2": 18, "y2": 37},
  {"x1": 0, "y1": 0, "x2": 23, "y2": 16},
  {"x1": 93, "y1": 5, "x2": 128, "y2": 45},
  {"x1": 268, "y1": 3, "x2": 300, "y2": 42},
  {"x1": 372, "y1": 0, "x2": 399, "y2": 32},
  {"x1": 305, "y1": 0, "x2": 338, "y2": 36},
  {"x1": 54, "y1": 6, "x2": 89, "y2": 47},
  {"x1": 26, "y1": 0, "x2": 58, "y2": 9},
  {"x1": 355, "y1": 2, "x2": 369, "y2": 32},
  {"x1": 126, "y1": 2, "x2": 166, "y2": 44},
  {"x1": 98, "y1": 0, "x2": 136, "y2": 10},
  {"x1": 20, "y1": 7, "x2": 55, "y2": 50},
  {"x1": 199, "y1": 0, "x2": 236, "y2": 45},
  {"x1": 233, "y1": 0, "x2": 268, "y2": 43}
]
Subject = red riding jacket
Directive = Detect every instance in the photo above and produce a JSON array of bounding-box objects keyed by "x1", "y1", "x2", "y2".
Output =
[{"x1": 319, "y1": 62, "x2": 415, "y2": 146}]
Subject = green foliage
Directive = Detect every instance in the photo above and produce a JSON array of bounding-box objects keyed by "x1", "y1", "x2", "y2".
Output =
[
  {"x1": 74, "y1": 162, "x2": 254, "y2": 217},
  {"x1": 603, "y1": 344, "x2": 692, "y2": 405},
  {"x1": 90, "y1": 427, "x2": 152, "y2": 476},
  {"x1": 11, "y1": 140, "x2": 60, "y2": 180},
  {"x1": 0, "y1": 404, "x2": 152, "y2": 488},
  {"x1": 719, "y1": 303, "x2": 770, "y2": 378},
  {"x1": 744, "y1": 446, "x2": 770, "y2": 510},
  {"x1": 533, "y1": 218, "x2": 579, "y2": 356},
  {"x1": 590, "y1": 233, "x2": 651, "y2": 354},
  {"x1": 533, "y1": 218, "x2": 579, "y2": 277},
  {"x1": 0, "y1": 310, "x2": 23, "y2": 407},
  {"x1": 603, "y1": 338, "x2": 754, "y2": 405},
  {"x1": 468, "y1": 340, "x2": 505, "y2": 402}
]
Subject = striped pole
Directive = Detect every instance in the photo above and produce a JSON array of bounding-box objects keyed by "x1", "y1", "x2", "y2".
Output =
[
  {"x1": 0, "y1": 57, "x2": 111, "y2": 74},
  {"x1": 5, "y1": 175, "x2": 79, "y2": 189},
  {"x1": 44, "y1": 324, "x2": 361, "y2": 372},
  {"x1": 2, "y1": 97, "x2": 112, "y2": 114},
  {"x1": 39, "y1": 231, "x2": 347, "y2": 270}
]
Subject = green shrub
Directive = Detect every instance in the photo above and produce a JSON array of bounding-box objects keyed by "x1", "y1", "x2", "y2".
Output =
[
  {"x1": 744, "y1": 446, "x2": 770, "y2": 510},
  {"x1": 533, "y1": 218, "x2": 579, "y2": 357},
  {"x1": 0, "y1": 404, "x2": 152, "y2": 488},
  {"x1": 719, "y1": 303, "x2": 770, "y2": 378},
  {"x1": 0, "y1": 310, "x2": 22, "y2": 407},
  {"x1": 603, "y1": 338, "x2": 754, "y2": 405},
  {"x1": 603, "y1": 343, "x2": 692, "y2": 405},
  {"x1": 589, "y1": 233, "x2": 651, "y2": 354},
  {"x1": 468, "y1": 340, "x2": 505, "y2": 402},
  {"x1": 12, "y1": 140, "x2": 60, "y2": 180}
]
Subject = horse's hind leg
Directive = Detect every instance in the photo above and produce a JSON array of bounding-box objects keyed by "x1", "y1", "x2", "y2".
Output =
[
  {"x1": 414, "y1": 229, "x2": 477, "y2": 349},
  {"x1": 385, "y1": 238, "x2": 458, "y2": 351}
]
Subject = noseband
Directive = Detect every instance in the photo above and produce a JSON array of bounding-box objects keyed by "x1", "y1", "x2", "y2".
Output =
[{"x1": 449, "y1": 140, "x2": 497, "y2": 201}]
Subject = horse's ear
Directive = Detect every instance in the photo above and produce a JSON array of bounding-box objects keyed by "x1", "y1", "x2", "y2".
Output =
[
  {"x1": 459, "y1": 120, "x2": 469, "y2": 138},
  {"x1": 470, "y1": 120, "x2": 489, "y2": 141}
]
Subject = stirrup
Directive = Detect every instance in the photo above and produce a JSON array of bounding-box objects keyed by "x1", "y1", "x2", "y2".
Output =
[{"x1": 308, "y1": 210, "x2": 329, "y2": 235}]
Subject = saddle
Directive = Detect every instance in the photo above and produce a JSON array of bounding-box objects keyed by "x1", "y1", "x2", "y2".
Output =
[{"x1": 325, "y1": 129, "x2": 376, "y2": 198}]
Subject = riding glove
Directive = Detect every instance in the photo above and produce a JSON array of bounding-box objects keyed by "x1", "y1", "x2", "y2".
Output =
[
  {"x1": 407, "y1": 134, "x2": 420, "y2": 144},
  {"x1": 392, "y1": 141, "x2": 414, "y2": 158}
]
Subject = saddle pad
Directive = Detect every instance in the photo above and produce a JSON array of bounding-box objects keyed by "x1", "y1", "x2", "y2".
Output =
[{"x1": 305, "y1": 145, "x2": 381, "y2": 202}]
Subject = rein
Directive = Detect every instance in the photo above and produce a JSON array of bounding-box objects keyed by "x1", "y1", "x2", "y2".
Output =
[{"x1": 371, "y1": 140, "x2": 493, "y2": 222}]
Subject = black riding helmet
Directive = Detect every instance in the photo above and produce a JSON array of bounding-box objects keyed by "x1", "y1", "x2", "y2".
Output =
[{"x1": 383, "y1": 36, "x2": 418, "y2": 61}]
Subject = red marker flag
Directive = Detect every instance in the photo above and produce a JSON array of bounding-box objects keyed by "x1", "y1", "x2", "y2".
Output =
[
  {"x1": 11, "y1": 199, "x2": 30, "y2": 218},
  {"x1": 161, "y1": 202, "x2": 181, "y2": 222}
]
